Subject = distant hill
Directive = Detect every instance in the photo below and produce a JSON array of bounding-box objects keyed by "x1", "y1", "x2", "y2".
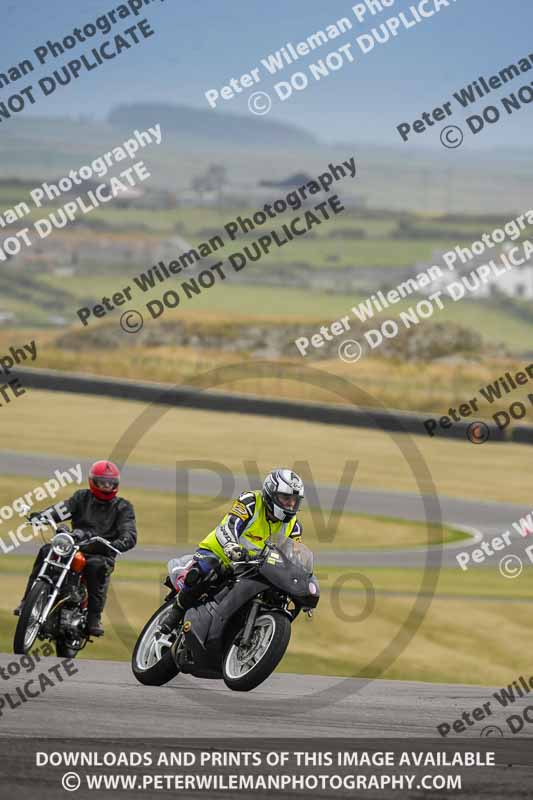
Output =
[
  {"x1": 108, "y1": 103, "x2": 319, "y2": 149},
  {"x1": 0, "y1": 111, "x2": 529, "y2": 213}
]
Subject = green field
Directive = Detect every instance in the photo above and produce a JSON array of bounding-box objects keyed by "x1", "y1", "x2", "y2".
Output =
[
  {"x1": 0, "y1": 474, "x2": 468, "y2": 553},
  {"x1": 26, "y1": 270, "x2": 533, "y2": 354},
  {"x1": 1, "y1": 559, "x2": 532, "y2": 686},
  {"x1": 2, "y1": 193, "x2": 531, "y2": 355}
]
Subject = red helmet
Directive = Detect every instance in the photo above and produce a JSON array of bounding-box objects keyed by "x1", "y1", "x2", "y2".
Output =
[{"x1": 88, "y1": 461, "x2": 120, "y2": 501}]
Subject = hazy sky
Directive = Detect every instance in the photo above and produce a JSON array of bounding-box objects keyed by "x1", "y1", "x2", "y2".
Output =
[{"x1": 3, "y1": 0, "x2": 533, "y2": 148}]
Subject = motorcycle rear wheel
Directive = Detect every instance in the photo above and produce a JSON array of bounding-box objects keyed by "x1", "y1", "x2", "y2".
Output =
[
  {"x1": 131, "y1": 600, "x2": 180, "y2": 686},
  {"x1": 13, "y1": 580, "x2": 51, "y2": 655},
  {"x1": 222, "y1": 611, "x2": 291, "y2": 692}
]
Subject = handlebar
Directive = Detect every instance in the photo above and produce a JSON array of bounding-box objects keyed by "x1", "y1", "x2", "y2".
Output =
[
  {"x1": 82, "y1": 535, "x2": 122, "y2": 556},
  {"x1": 231, "y1": 555, "x2": 262, "y2": 569},
  {"x1": 17, "y1": 504, "x2": 122, "y2": 557}
]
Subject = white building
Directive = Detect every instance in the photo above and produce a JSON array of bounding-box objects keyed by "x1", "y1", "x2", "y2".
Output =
[{"x1": 416, "y1": 245, "x2": 533, "y2": 300}]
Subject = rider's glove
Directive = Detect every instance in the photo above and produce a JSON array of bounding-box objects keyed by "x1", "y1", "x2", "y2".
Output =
[
  {"x1": 56, "y1": 523, "x2": 71, "y2": 534},
  {"x1": 72, "y1": 529, "x2": 91, "y2": 544},
  {"x1": 223, "y1": 542, "x2": 247, "y2": 562}
]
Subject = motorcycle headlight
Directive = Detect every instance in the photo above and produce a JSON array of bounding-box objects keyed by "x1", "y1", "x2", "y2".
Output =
[{"x1": 51, "y1": 532, "x2": 74, "y2": 557}]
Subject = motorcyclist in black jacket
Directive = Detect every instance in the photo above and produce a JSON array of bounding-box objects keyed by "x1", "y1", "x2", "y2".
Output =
[{"x1": 14, "y1": 461, "x2": 137, "y2": 637}]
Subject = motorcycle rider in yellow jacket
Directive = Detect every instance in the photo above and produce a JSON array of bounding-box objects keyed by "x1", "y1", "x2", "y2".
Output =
[{"x1": 161, "y1": 468, "x2": 305, "y2": 632}]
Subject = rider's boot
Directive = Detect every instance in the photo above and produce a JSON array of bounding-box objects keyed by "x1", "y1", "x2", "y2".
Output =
[
  {"x1": 160, "y1": 593, "x2": 188, "y2": 635},
  {"x1": 87, "y1": 612, "x2": 105, "y2": 637}
]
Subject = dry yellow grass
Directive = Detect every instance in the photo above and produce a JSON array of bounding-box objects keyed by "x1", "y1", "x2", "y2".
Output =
[
  {"x1": 287, "y1": 593, "x2": 533, "y2": 686},
  {"x1": 0, "y1": 475, "x2": 464, "y2": 552},
  {"x1": 26, "y1": 346, "x2": 533, "y2": 418},
  {"x1": 5, "y1": 320, "x2": 533, "y2": 418},
  {"x1": 0, "y1": 388, "x2": 530, "y2": 505},
  {"x1": 1, "y1": 566, "x2": 531, "y2": 686}
]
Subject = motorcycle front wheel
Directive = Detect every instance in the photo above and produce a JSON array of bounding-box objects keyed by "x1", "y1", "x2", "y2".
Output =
[
  {"x1": 131, "y1": 600, "x2": 180, "y2": 686},
  {"x1": 56, "y1": 640, "x2": 79, "y2": 658},
  {"x1": 222, "y1": 611, "x2": 291, "y2": 692},
  {"x1": 13, "y1": 580, "x2": 51, "y2": 655}
]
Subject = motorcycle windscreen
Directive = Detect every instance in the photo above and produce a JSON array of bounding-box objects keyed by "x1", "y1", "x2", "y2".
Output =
[
  {"x1": 259, "y1": 550, "x2": 319, "y2": 606},
  {"x1": 275, "y1": 532, "x2": 314, "y2": 573}
]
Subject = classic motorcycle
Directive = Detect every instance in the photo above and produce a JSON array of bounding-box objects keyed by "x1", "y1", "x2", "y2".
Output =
[
  {"x1": 132, "y1": 534, "x2": 320, "y2": 692},
  {"x1": 13, "y1": 512, "x2": 120, "y2": 658}
]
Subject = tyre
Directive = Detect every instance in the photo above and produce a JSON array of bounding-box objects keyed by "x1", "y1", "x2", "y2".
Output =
[
  {"x1": 13, "y1": 580, "x2": 51, "y2": 655},
  {"x1": 56, "y1": 641, "x2": 78, "y2": 659},
  {"x1": 222, "y1": 611, "x2": 291, "y2": 692},
  {"x1": 131, "y1": 601, "x2": 180, "y2": 686}
]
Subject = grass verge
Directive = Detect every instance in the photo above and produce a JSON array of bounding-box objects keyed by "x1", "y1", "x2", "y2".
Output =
[
  {"x1": 0, "y1": 562, "x2": 531, "y2": 686},
  {"x1": 1, "y1": 389, "x2": 532, "y2": 505}
]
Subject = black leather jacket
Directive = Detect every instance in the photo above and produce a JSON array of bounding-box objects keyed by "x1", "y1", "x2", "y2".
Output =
[{"x1": 42, "y1": 489, "x2": 137, "y2": 557}]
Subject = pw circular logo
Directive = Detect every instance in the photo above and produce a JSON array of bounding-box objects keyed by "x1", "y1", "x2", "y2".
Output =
[
  {"x1": 441, "y1": 125, "x2": 464, "y2": 149},
  {"x1": 480, "y1": 725, "x2": 504, "y2": 737},
  {"x1": 120, "y1": 310, "x2": 144, "y2": 334},
  {"x1": 499, "y1": 555, "x2": 523, "y2": 579},
  {"x1": 105, "y1": 361, "x2": 443, "y2": 719},
  {"x1": 248, "y1": 92, "x2": 272, "y2": 115}
]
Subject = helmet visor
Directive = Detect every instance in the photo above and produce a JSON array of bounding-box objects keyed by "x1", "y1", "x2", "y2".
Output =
[
  {"x1": 275, "y1": 492, "x2": 301, "y2": 513},
  {"x1": 92, "y1": 476, "x2": 119, "y2": 491}
]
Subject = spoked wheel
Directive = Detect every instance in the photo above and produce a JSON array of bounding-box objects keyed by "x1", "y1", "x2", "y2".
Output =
[
  {"x1": 223, "y1": 611, "x2": 291, "y2": 692},
  {"x1": 13, "y1": 580, "x2": 50, "y2": 655},
  {"x1": 131, "y1": 600, "x2": 180, "y2": 686}
]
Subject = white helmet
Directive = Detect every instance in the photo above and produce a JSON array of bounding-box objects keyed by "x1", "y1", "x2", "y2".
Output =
[{"x1": 262, "y1": 468, "x2": 304, "y2": 522}]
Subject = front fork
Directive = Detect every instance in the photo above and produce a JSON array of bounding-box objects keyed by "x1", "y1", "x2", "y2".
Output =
[
  {"x1": 37, "y1": 555, "x2": 73, "y2": 626},
  {"x1": 240, "y1": 599, "x2": 261, "y2": 648}
]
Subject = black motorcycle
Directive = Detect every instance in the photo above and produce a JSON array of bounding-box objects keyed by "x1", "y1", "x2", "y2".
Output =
[
  {"x1": 132, "y1": 534, "x2": 320, "y2": 692},
  {"x1": 13, "y1": 512, "x2": 120, "y2": 658}
]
